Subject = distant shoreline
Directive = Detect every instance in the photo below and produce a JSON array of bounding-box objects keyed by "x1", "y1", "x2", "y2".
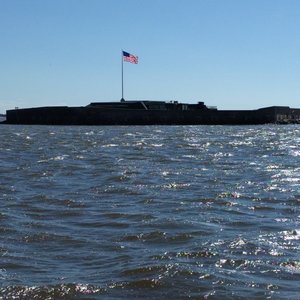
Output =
[
  {"x1": 0, "y1": 114, "x2": 6, "y2": 123},
  {"x1": 3, "y1": 101, "x2": 300, "y2": 125}
]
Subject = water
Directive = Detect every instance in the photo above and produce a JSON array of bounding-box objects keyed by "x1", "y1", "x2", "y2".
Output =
[{"x1": 0, "y1": 125, "x2": 299, "y2": 299}]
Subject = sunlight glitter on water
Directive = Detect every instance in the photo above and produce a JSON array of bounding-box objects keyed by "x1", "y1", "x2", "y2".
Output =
[{"x1": 0, "y1": 124, "x2": 299, "y2": 299}]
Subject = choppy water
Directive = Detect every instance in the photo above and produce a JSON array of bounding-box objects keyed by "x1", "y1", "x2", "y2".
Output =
[{"x1": 0, "y1": 125, "x2": 299, "y2": 299}]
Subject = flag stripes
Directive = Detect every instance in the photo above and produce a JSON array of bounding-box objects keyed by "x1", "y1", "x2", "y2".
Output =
[{"x1": 122, "y1": 51, "x2": 138, "y2": 64}]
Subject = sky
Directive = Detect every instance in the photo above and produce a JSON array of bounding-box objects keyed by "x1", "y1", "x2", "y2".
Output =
[{"x1": 1, "y1": 0, "x2": 300, "y2": 113}]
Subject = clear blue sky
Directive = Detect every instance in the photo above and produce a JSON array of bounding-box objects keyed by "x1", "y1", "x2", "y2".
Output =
[{"x1": 1, "y1": 0, "x2": 300, "y2": 113}]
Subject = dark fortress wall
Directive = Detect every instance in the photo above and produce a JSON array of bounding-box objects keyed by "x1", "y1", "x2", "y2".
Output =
[
  {"x1": 5, "y1": 105, "x2": 300, "y2": 125},
  {"x1": 258, "y1": 106, "x2": 300, "y2": 123}
]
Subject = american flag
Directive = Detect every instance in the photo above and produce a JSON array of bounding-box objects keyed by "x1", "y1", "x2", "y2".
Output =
[{"x1": 123, "y1": 51, "x2": 138, "y2": 64}]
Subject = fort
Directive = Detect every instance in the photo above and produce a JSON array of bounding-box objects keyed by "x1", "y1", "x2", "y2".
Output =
[{"x1": 3, "y1": 100, "x2": 300, "y2": 125}]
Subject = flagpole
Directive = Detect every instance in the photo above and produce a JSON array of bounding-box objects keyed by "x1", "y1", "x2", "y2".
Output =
[{"x1": 121, "y1": 51, "x2": 124, "y2": 101}]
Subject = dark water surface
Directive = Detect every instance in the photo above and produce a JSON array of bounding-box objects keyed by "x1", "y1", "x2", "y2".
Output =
[{"x1": 0, "y1": 125, "x2": 299, "y2": 299}]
